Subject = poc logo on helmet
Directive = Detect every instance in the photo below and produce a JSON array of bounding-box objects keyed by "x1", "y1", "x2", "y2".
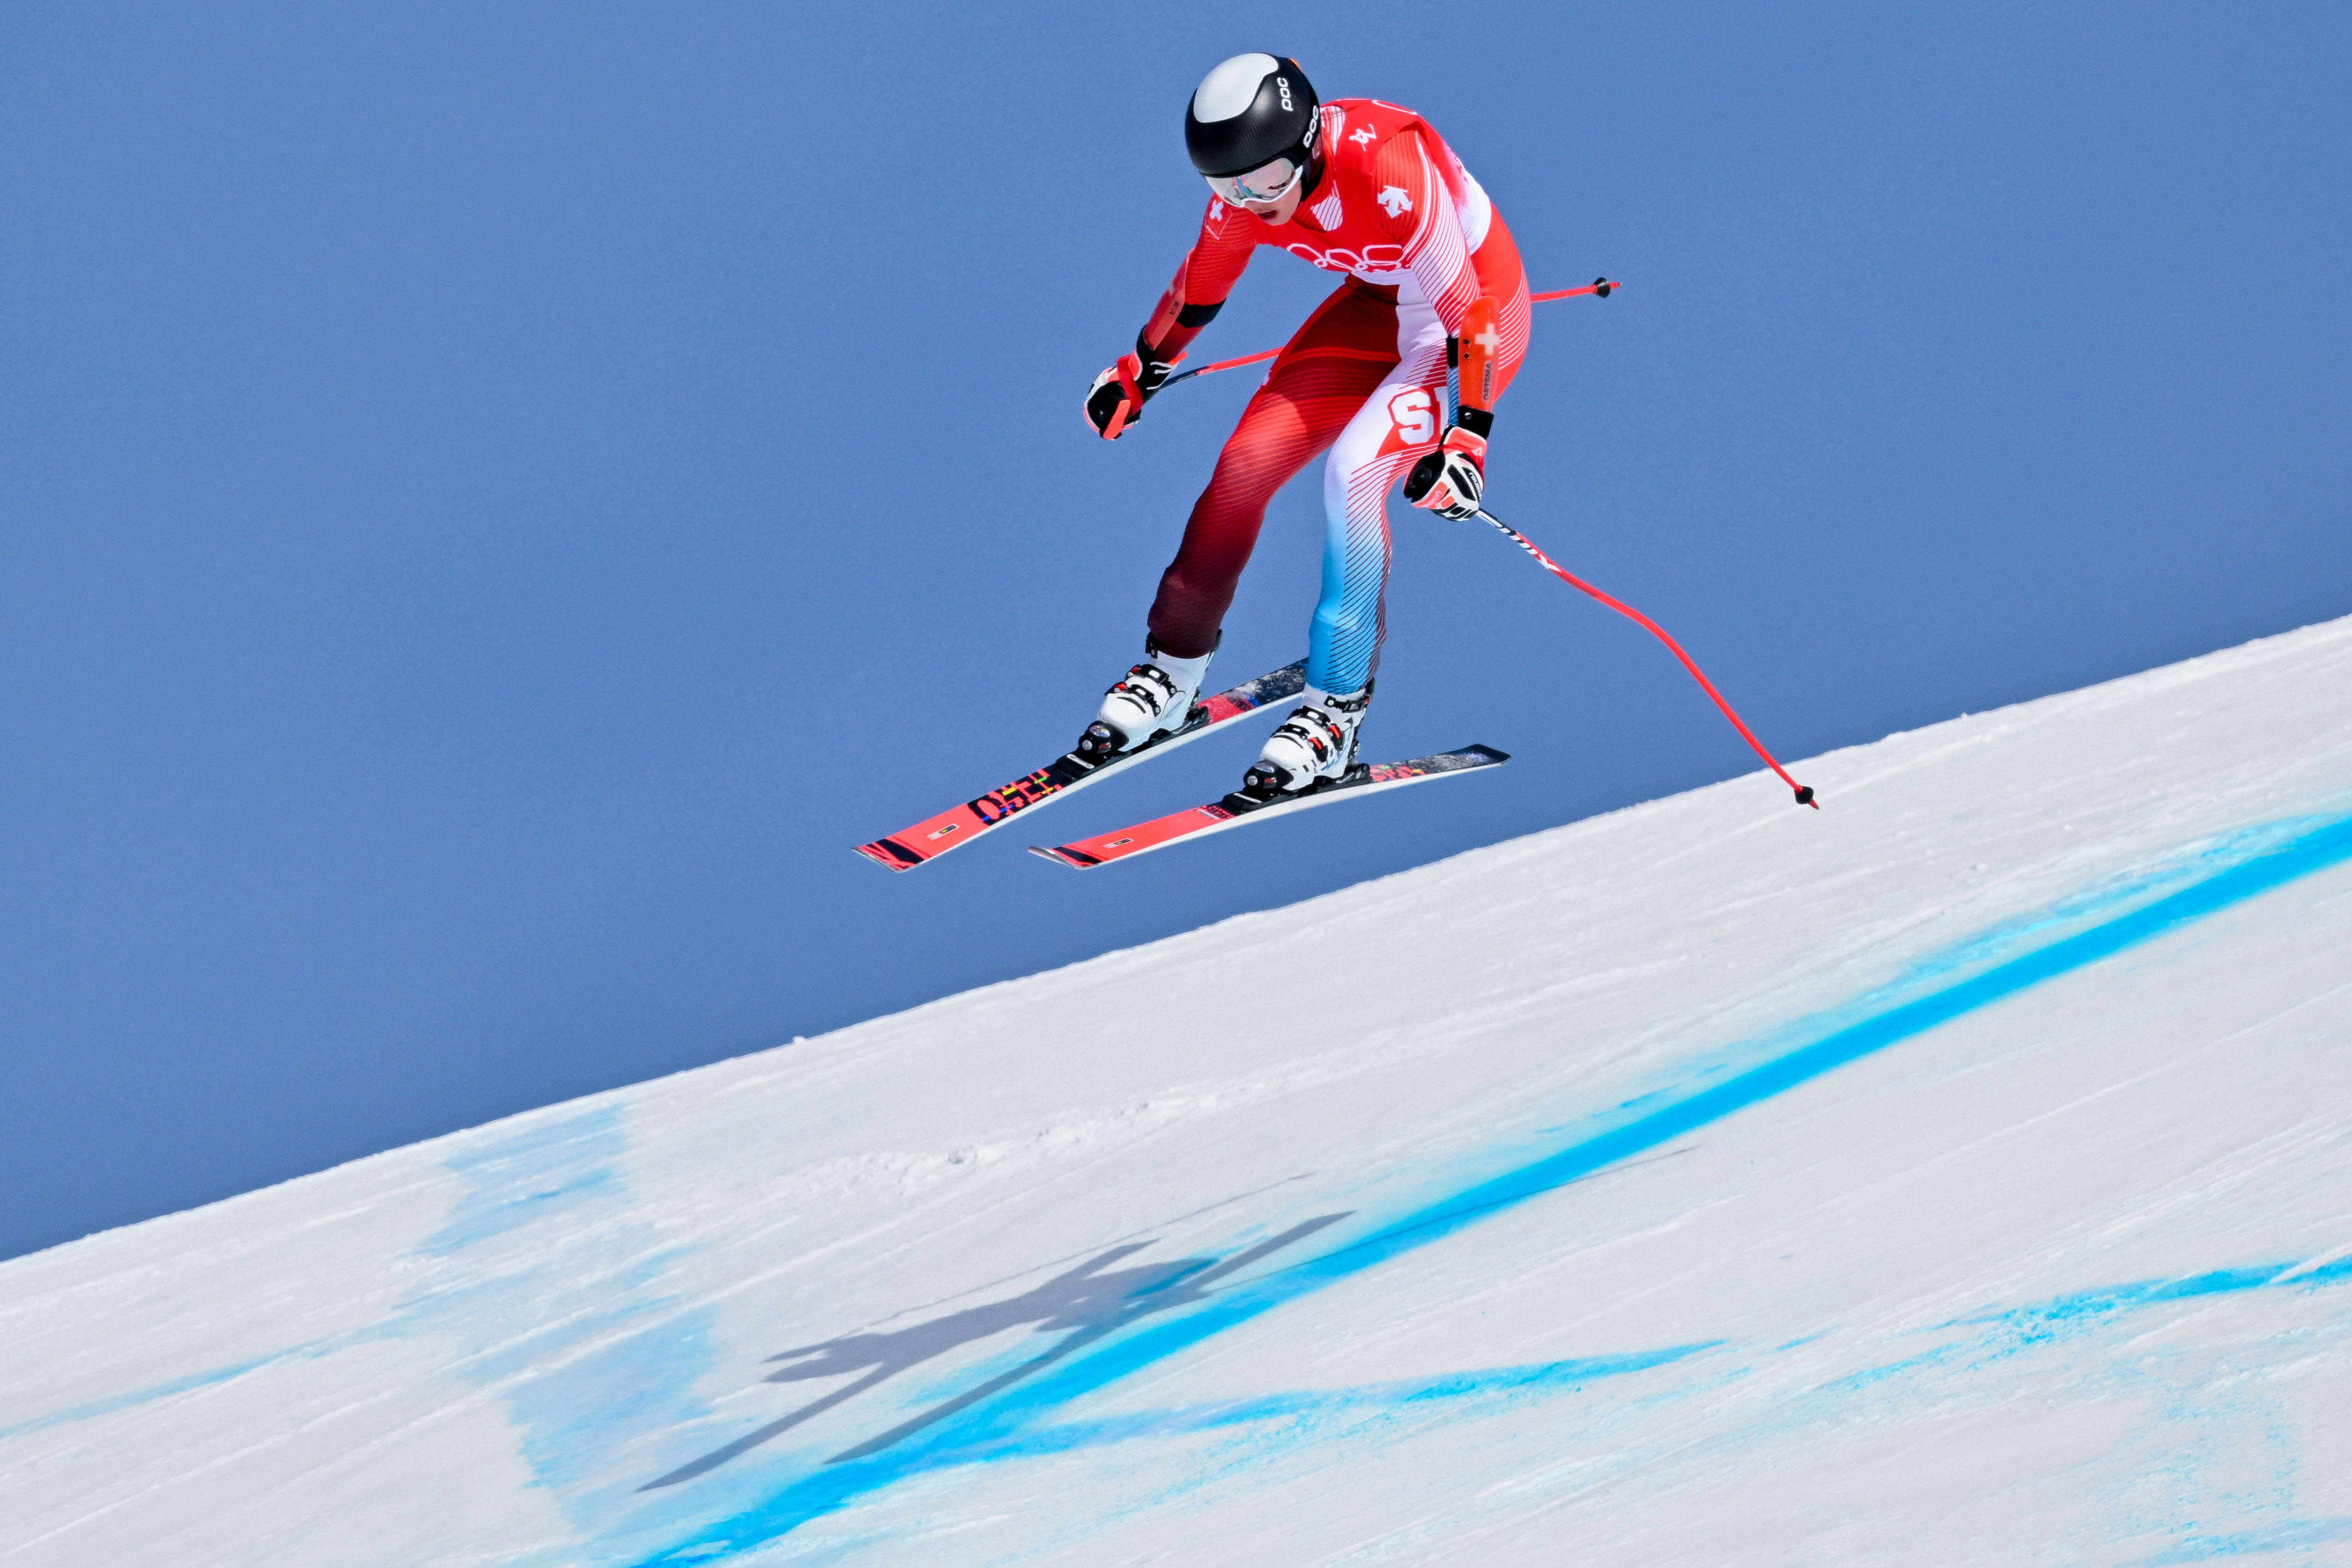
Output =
[{"x1": 1275, "y1": 76, "x2": 1293, "y2": 111}]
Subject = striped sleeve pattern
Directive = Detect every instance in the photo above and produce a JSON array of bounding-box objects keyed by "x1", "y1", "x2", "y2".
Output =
[
  {"x1": 1372, "y1": 131, "x2": 1478, "y2": 335},
  {"x1": 1142, "y1": 199, "x2": 1263, "y2": 358}
]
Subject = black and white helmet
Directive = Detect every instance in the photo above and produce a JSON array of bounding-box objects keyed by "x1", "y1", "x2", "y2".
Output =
[{"x1": 1184, "y1": 54, "x2": 1321, "y2": 191}]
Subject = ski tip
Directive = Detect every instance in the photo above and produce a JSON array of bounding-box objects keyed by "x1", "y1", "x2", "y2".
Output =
[
  {"x1": 1028, "y1": 844, "x2": 1098, "y2": 869},
  {"x1": 1463, "y1": 743, "x2": 1511, "y2": 764}
]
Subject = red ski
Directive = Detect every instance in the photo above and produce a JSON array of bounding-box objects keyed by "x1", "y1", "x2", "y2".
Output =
[
  {"x1": 854, "y1": 661, "x2": 1309, "y2": 872},
  {"x1": 1030, "y1": 744, "x2": 1510, "y2": 869}
]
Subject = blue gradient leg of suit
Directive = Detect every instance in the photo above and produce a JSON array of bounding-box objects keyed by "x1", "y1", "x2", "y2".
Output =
[{"x1": 1306, "y1": 311, "x2": 1450, "y2": 694}]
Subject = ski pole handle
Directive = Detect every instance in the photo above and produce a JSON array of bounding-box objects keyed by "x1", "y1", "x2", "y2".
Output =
[{"x1": 1472, "y1": 507, "x2": 1819, "y2": 809}]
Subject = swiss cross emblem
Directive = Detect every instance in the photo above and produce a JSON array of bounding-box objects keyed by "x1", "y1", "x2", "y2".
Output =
[
  {"x1": 1376, "y1": 185, "x2": 1413, "y2": 217},
  {"x1": 1350, "y1": 126, "x2": 1376, "y2": 146}
]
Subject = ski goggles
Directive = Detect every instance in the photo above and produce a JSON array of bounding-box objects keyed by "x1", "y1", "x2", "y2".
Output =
[{"x1": 1205, "y1": 156, "x2": 1305, "y2": 207}]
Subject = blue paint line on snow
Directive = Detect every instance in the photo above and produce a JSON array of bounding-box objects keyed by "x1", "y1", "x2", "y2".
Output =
[
  {"x1": 627, "y1": 811, "x2": 2352, "y2": 1561},
  {"x1": 2127, "y1": 1518, "x2": 2352, "y2": 1566},
  {"x1": 1880, "y1": 814, "x2": 2334, "y2": 995},
  {"x1": 623, "y1": 1347, "x2": 1722, "y2": 1565},
  {"x1": 1949, "y1": 1255, "x2": 2352, "y2": 1337},
  {"x1": 1707, "y1": 1254, "x2": 2352, "y2": 1562},
  {"x1": 422, "y1": 1102, "x2": 629, "y2": 1254},
  {"x1": 0, "y1": 1100, "x2": 738, "y2": 1568},
  {"x1": 610, "y1": 1244, "x2": 2352, "y2": 1561},
  {"x1": 1579, "y1": 811, "x2": 2349, "y2": 1163},
  {"x1": 397, "y1": 1106, "x2": 741, "y2": 1564},
  {"x1": 690, "y1": 1340, "x2": 1732, "y2": 1529},
  {"x1": 0, "y1": 1350, "x2": 316, "y2": 1442},
  {"x1": 996, "y1": 1343, "x2": 1722, "y2": 1458},
  {"x1": 1506, "y1": 812, "x2": 2342, "y2": 1200}
]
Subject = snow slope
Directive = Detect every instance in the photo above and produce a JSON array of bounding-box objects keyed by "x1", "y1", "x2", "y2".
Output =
[{"x1": 6, "y1": 617, "x2": 2352, "y2": 1568}]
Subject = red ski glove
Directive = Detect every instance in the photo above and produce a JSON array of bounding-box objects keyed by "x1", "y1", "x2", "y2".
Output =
[
  {"x1": 1084, "y1": 334, "x2": 1182, "y2": 439},
  {"x1": 1403, "y1": 419, "x2": 1489, "y2": 520}
]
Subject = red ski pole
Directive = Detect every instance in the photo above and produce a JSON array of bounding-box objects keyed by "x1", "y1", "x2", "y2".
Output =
[
  {"x1": 1474, "y1": 506, "x2": 1819, "y2": 808},
  {"x1": 1160, "y1": 279, "x2": 1620, "y2": 389},
  {"x1": 1529, "y1": 278, "x2": 1617, "y2": 303},
  {"x1": 1144, "y1": 276, "x2": 1809, "y2": 803}
]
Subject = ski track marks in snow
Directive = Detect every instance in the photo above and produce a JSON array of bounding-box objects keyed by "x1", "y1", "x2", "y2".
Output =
[
  {"x1": 620, "y1": 812, "x2": 2352, "y2": 1566},
  {"x1": 3, "y1": 617, "x2": 2352, "y2": 1566}
]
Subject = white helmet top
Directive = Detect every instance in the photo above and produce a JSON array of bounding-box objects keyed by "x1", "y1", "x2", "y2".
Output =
[
  {"x1": 1191, "y1": 53, "x2": 1282, "y2": 123},
  {"x1": 1184, "y1": 53, "x2": 1320, "y2": 179}
]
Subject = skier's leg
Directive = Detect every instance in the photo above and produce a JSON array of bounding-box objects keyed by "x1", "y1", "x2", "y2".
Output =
[
  {"x1": 1308, "y1": 302, "x2": 1450, "y2": 695},
  {"x1": 1143, "y1": 282, "x2": 1401, "y2": 659},
  {"x1": 1079, "y1": 635, "x2": 1223, "y2": 763},
  {"x1": 1083, "y1": 283, "x2": 1397, "y2": 760},
  {"x1": 1304, "y1": 248, "x2": 1529, "y2": 698},
  {"x1": 1244, "y1": 297, "x2": 1447, "y2": 795},
  {"x1": 1250, "y1": 232, "x2": 1534, "y2": 794}
]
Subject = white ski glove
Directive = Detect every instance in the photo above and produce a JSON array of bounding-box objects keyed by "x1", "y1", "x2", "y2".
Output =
[{"x1": 1403, "y1": 420, "x2": 1488, "y2": 521}]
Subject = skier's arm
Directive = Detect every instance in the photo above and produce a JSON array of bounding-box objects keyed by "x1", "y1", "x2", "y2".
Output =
[
  {"x1": 1403, "y1": 292, "x2": 1498, "y2": 520},
  {"x1": 1403, "y1": 292, "x2": 1501, "y2": 520},
  {"x1": 1140, "y1": 200, "x2": 1259, "y2": 360},
  {"x1": 1085, "y1": 201, "x2": 1259, "y2": 438},
  {"x1": 1383, "y1": 131, "x2": 1494, "y2": 518},
  {"x1": 1384, "y1": 131, "x2": 1481, "y2": 349}
]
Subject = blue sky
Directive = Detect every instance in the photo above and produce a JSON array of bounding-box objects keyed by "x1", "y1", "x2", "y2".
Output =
[{"x1": 3, "y1": 0, "x2": 2346, "y2": 1262}]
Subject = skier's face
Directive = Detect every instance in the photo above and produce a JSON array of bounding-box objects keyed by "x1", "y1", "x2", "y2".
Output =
[
  {"x1": 1241, "y1": 181, "x2": 1307, "y2": 224},
  {"x1": 1207, "y1": 157, "x2": 1307, "y2": 225}
]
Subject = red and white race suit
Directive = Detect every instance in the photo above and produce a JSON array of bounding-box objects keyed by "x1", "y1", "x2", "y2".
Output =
[{"x1": 1134, "y1": 98, "x2": 1531, "y2": 694}]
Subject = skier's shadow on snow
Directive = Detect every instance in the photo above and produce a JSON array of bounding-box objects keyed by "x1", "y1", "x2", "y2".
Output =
[{"x1": 642, "y1": 1213, "x2": 1348, "y2": 1488}]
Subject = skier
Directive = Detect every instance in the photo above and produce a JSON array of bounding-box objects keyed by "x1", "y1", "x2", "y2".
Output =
[{"x1": 1080, "y1": 53, "x2": 1531, "y2": 798}]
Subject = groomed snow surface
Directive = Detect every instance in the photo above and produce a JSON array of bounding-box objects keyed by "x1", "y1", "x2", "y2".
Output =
[{"x1": 6, "y1": 618, "x2": 2352, "y2": 1568}]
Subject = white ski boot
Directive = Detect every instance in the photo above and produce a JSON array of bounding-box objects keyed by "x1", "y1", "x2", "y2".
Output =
[
  {"x1": 1073, "y1": 635, "x2": 1217, "y2": 766},
  {"x1": 1240, "y1": 682, "x2": 1372, "y2": 798}
]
